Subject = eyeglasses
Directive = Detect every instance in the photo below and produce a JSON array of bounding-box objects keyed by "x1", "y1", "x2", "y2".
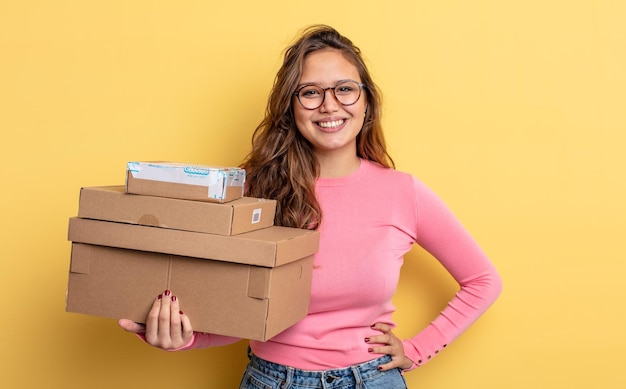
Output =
[{"x1": 293, "y1": 80, "x2": 366, "y2": 110}]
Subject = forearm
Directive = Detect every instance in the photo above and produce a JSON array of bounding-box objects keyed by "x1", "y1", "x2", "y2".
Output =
[
  {"x1": 402, "y1": 265, "x2": 502, "y2": 369},
  {"x1": 136, "y1": 331, "x2": 242, "y2": 351}
]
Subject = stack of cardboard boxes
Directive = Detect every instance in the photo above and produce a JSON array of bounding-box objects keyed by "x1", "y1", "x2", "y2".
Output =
[{"x1": 66, "y1": 162, "x2": 319, "y2": 341}]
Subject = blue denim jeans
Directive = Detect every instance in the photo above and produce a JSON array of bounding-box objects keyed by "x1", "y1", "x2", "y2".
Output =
[{"x1": 239, "y1": 351, "x2": 408, "y2": 389}]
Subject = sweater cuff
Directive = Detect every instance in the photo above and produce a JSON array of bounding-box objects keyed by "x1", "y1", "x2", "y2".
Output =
[{"x1": 402, "y1": 336, "x2": 449, "y2": 370}]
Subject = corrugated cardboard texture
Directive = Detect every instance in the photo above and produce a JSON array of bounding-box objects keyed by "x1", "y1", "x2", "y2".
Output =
[
  {"x1": 77, "y1": 186, "x2": 276, "y2": 235},
  {"x1": 68, "y1": 217, "x2": 319, "y2": 267},
  {"x1": 66, "y1": 243, "x2": 313, "y2": 341}
]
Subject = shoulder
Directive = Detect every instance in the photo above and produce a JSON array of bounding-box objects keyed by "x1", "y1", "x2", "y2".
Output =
[
  {"x1": 359, "y1": 160, "x2": 427, "y2": 208},
  {"x1": 361, "y1": 160, "x2": 439, "y2": 203},
  {"x1": 361, "y1": 159, "x2": 416, "y2": 186}
]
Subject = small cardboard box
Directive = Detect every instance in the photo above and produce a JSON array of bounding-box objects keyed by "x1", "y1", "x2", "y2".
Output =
[
  {"x1": 67, "y1": 243, "x2": 314, "y2": 341},
  {"x1": 68, "y1": 217, "x2": 319, "y2": 267},
  {"x1": 78, "y1": 186, "x2": 276, "y2": 235},
  {"x1": 126, "y1": 162, "x2": 246, "y2": 203}
]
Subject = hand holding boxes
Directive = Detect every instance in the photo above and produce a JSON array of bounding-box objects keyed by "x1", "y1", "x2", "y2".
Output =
[{"x1": 66, "y1": 162, "x2": 319, "y2": 341}]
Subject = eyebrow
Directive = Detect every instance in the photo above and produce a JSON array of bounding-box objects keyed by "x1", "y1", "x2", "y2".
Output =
[{"x1": 296, "y1": 79, "x2": 359, "y2": 88}]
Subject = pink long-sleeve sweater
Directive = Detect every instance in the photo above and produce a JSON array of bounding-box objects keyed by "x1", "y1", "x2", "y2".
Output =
[{"x1": 181, "y1": 159, "x2": 502, "y2": 371}]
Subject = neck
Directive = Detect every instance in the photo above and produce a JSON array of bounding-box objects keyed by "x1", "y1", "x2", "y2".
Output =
[{"x1": 316, "y1": 152, "x2": 361, "y2": 178}]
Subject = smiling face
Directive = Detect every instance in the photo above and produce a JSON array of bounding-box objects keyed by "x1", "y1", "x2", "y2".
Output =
[{"x1": 293, "y1": 48, "x2": 367, "y2": 161}]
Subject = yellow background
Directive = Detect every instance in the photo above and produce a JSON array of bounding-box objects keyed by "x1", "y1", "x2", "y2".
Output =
[{"x1": 1, "y1": 1, "x2": 624, "y2": 388}]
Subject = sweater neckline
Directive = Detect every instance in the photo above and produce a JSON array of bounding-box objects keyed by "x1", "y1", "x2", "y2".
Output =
[{"x1": 316, "y1": 159, "x2": 369, "y2": 187}]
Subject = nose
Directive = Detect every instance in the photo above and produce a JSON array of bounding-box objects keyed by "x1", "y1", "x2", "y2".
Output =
[{"x1": 319, "y1": 87, "x2": 340, "y2": 112}]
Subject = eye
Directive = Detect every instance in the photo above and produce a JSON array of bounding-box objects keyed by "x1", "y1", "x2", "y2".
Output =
[
  {"x1": 335, "y1": 82, "x2": 358, "y2": 95},
  {"x1": 299, "y1": 86, "x2": 322, "y2": 98}
]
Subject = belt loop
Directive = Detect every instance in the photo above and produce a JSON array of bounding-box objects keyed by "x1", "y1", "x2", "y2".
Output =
[
  {"x1": 281, "y1": 366, "x2": 294, "y2": 389},
  {"x1": 351, "y1": 365, "x2": 364, "y2": 388}
]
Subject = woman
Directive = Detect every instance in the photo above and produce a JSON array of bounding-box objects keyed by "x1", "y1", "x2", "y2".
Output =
[{"x1": 120, "y1": 25, "x2": 502, "y2": 388}]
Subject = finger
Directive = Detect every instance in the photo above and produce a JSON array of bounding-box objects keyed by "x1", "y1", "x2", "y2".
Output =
[
  {"x1": 157, "y1": 290, "x2": 173, "y2": 342},
  {"x1": 180, "y1": 312, "x2": 193, "y2": 341},
  {"x1": 370, "y1": 344, "x2": 409, "y2": 372},
  {"x1": 379, "y1": 355, "x2": 415, "y2": 372},
  {"x1": 144, "y1": 293, "x2": 163, "y2": 344},
  {"x1": 169, "y1": 295, "x2": 183, "y2": 344},
  {"x1": 370, "y1": 322, "x2": 392, "y2": 333},
  {"x1": 376, "y1": 360, "x2": 398, "y2": 372},
  {"x1": 170, "y1": 296, "x2": 194, "y2": 346},
  {"x1": 365, "y1": 332, "x2": 402, "y2": 356},
  {"x1": 118, "y1": 318, "x2": 146, "y2": 334},
  {"x1": 365, "y1": 333, "x2": 392, "y2": 346},
  {"x1": 368, "y1": 344, "x2": 395, "y2": 355}
]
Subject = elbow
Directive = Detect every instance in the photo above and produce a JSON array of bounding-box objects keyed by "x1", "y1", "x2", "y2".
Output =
[{"x1": 487, "y1": 266, "x2": 503, "y2": 304}]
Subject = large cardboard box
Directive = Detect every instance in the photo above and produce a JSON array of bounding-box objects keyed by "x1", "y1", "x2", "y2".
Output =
[
  {"x1": 126, "y1": 162, "x2": 245, "y2": 203},
  {"x1": 68, "y1": 217, "x2": 319, "y2": 267},
  {"x1": 78, "y1": 186, "x2": 276, "y2": 235},
  {"x1": 66, "y1": 217, "x2": 319, "y2": 340},
  {"x1": 67, "y1": 243, "x2": 314, "y2": 341}
]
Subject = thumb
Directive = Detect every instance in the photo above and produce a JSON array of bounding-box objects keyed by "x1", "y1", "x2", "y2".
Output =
[{"x1": 118, "y1": 318, "x2": 146, "y2": 334}]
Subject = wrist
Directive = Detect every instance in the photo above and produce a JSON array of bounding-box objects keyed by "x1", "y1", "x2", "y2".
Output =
[{"x1": 400, "y1": 357, "x2": 416, "y2": 371}]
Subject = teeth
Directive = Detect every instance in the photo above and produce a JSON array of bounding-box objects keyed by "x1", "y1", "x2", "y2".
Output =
[{"x1": 318, "y1": 120, "x2": 344, "y2": 128}]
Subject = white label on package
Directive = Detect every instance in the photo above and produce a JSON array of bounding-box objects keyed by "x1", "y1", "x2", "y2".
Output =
[
  {"x1": 251, "y1": 208, "x2": 262, "y2": 224},
  {"x1": 128, "y1": 162, "x2": 245, "y2": 200}
]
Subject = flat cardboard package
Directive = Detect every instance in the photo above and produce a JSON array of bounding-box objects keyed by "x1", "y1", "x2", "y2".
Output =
[
  {"x1": 78, "y1": 186, "x2": 276, "y2": 235},
  {"x1": 126, "y1": 162, "x2": 245, "y2": 203},
  {"x1": 67, "y1": 243, "x2": 314, "y2": 341}
]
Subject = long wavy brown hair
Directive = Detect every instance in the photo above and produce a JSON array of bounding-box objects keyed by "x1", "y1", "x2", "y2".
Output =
[{"x1": 241, "y1": 25, "x2": 394, "y2": 229}]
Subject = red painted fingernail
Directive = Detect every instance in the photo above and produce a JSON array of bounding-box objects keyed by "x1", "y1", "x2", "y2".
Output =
[
  {"x1": 172, "y1": 295, "x2": 177, "y2": 302},
  {"x1": 368, "y1": 348, "x2": 374, "y2": 352},
  {"x1": 364, "y1": 337, "x2": 370, "y2": 342},
  {"x1": 179, "y1": 311, "x2": 184, "y2": 315},
  {"x1": 377, "y1": 366, "x2": 383, "y2": 371},
  {"x1": 164, "y1": 290, "x2": 171, "y2": 296},
  {"x1": 157, "y1": 294, "x2": 162, "y2": 299}
]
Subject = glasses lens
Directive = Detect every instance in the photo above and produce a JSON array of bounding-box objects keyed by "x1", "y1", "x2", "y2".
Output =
[
  {"x1": 297, "y1": 85, "x2": 324, "y2": 109},
  {"x1": 334, "y1": 81, "x2": 361, "y2": 106}
]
